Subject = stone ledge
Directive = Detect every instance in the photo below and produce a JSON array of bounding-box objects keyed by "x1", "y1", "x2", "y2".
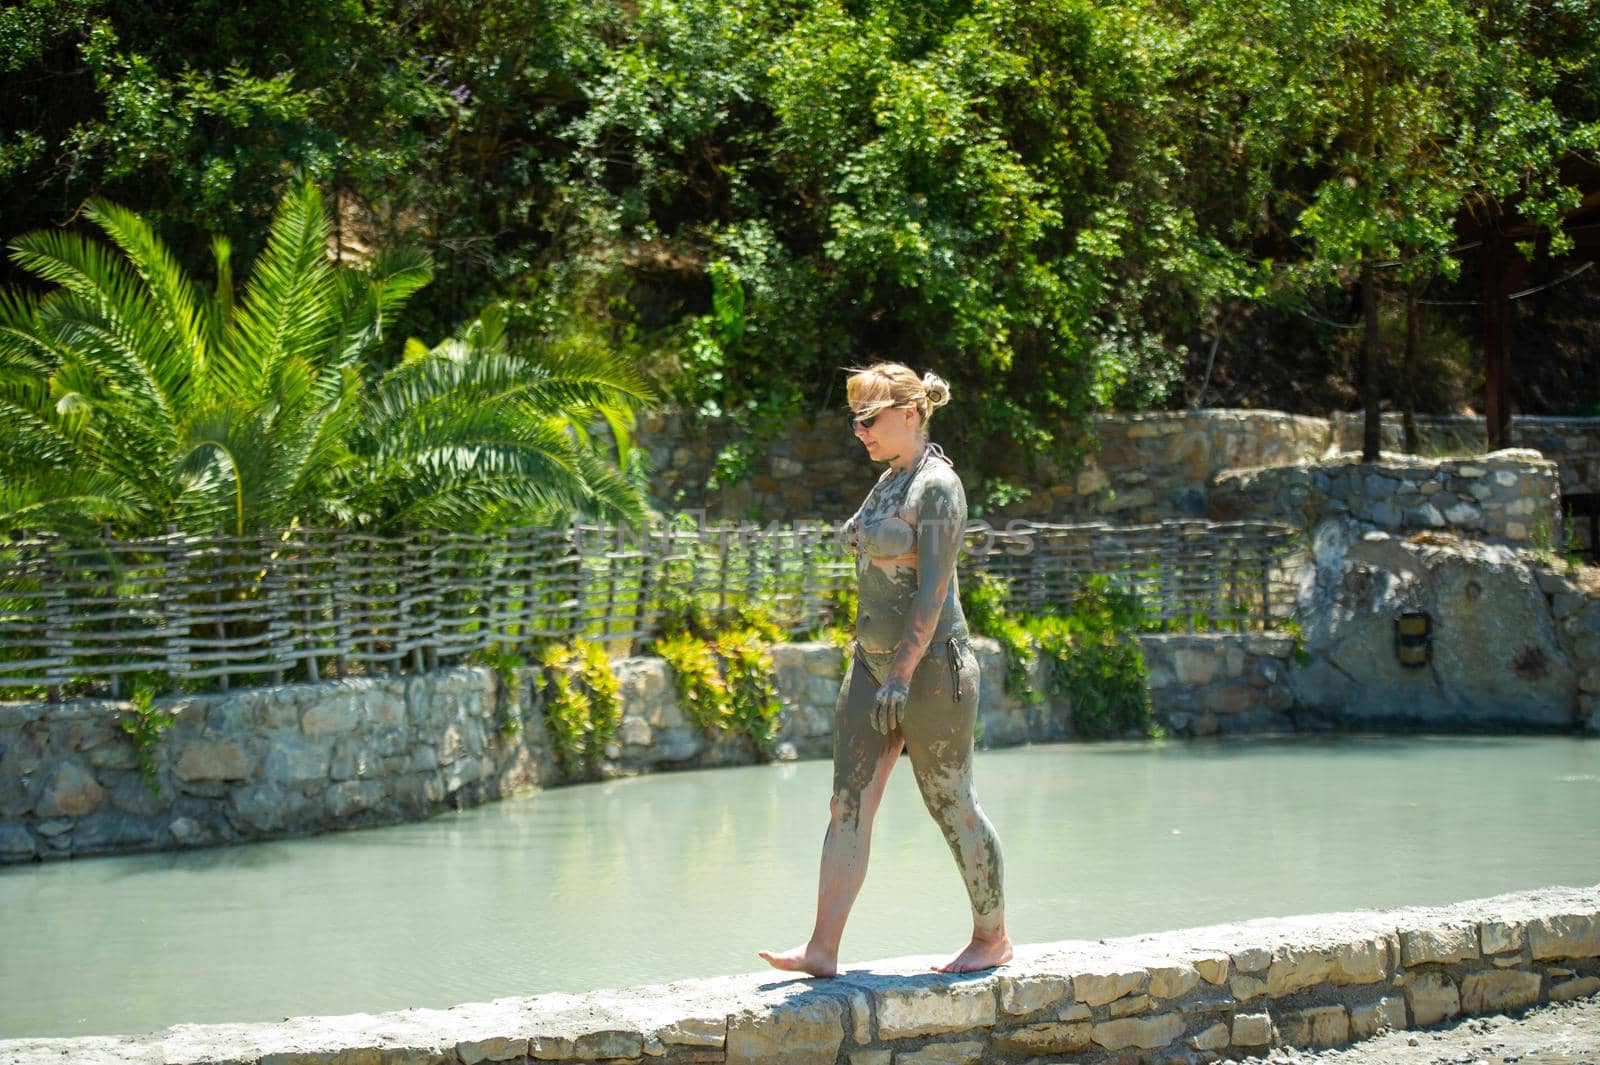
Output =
[{"x1": 3, "y1": 883, "x2": 1596, "y2": 1064}]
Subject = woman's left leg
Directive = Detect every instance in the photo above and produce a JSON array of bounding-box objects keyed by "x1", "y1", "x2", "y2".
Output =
[{"x1": 900, "y1": 640, "x2": 1011, "y2": 973}]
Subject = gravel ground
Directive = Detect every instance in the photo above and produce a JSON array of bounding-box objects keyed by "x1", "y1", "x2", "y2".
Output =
[{"x1": 1231, "y1": 993, "x2": 1600, "y2": 1064}]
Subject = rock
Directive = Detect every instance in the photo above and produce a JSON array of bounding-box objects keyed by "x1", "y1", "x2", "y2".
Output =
[
  {"x1": 1231, "y1": 1012, "x2": 1273, "y2": 1047},
  {"x1": 1266, "y1": 936, "x2": 1388, "y2": 996},
  {"x1": 1192, "y1": 956, "x2": 1230, "y2": 984},
  {"x1": 1187, "y1": 1021, "x2": 1229, "y2": 1051},
  {"x1": 847, "y1": 990, "x2": 871, "y2": 1044},
  {"x1": 72, "y1": 811, "x2": 158, "y2": 852},
  {"x1": 657, "y1": 1018, "x2": 725, "y2": 1048},
  {"x1": 1348, "y1": 995, "x2": 1407, "y2": 1038},
  {"x1": 267, "y1": 741, "x2": 332, "y2": 782},
  {"x1": 1370, "y1": 501, "x2": 1402, "y2": 527},
  {"x1": 0, "y1": 822, "x2": 37, "y2": 860},
  {"x1": 1073, "y1": 968, "x2": 1147, "y2": 1008},
  {"x1": 1228, "y1": 972, "x2": 1267, "y2": 1000},
  {"x1": 1148, "y1": 964, "x2": 1201, "y2": 999},
  {"x1": 1551, "y1": 975, "x2": 1600, "y2": 1001},
  {"x1": 618, "y1": 716, "x2": 652, "y2": 747},
  {"x1": 1108, "y1": 993, "x2": 1153, "y2": 1018},
  {"x1": 1458, "y1": 969, "x2": 1541, "y2": 1013},
  {"x1": 1294, "y1": 523, "x2": 1576, "y2": 727},
  {"x1": 1334, "y1": 934, "x2": 1393, "y2": 983},
  {"x1": 1090, "y1": 1012, "x2": 1185, "y2": 1051},
  {"x1": 1528, "y1": 912, "x2": 1600, "y2": 959},
  {"x1": 726, "y1": 997, "x2": 844, "y2": 1065},
  {"x1": 1265, "y1": 945, "x2": 1335, "y2": 997},
  {"x1": 1231, "y1": 946, "x2": 1271, "y2": 973},
  {"x1": 1406, "y1": 503, "x2": 1445, "y2": 528},
  {"x1": 301, "y1": 694, "x2": 363, "y2": 736},
  {"x1": 85, "y1": 735, "x2": 141, "y2": 770},
  {"x1": 849, "y1": 1051, "x2": 891, "y2": 1065},
  {"x1": 571, "y1": 1030, "x2": 643, "y2": 1059},
  {"x1": 226, "y1": 783, "x2": 288, "y2": 832},
  {"x1": 327, "y1": 780, "x2": 383, "y2": 818},
  {"x1": 1172, "y1": 649, "x2": 1218, "y2": 686},
  {"x1": 990, "y1": 1021, "x2": 1091, "y2": 1054},
  {"x1": 106, "y1": 775, "x2": 165, "y2": 818},
  {"x1": 1277, "y1": 1004, "x2": 1349, "y2": 1048},
  {"x1": 874, "y1": 980, "x2": 996, "y2": 1039},
  {"x1": 892, "y1": 1041, "x2": 984, "y2": 1065},
  {"x1": 1401, "y1": 924, "x2": 1480, "y2": 966},
  {"x1": 168, "y1": 816, "x2": 210, "y2": 845},
  {"x1": 1479, "y1": 920, "x2": 1525, "y2": 955},
  {"x1": 34, "y1": 759, "x2": 104, "y2": 817},
  {"x1": 457, "y1": 1035, "x2": 528, "y2": 1063},
  {"x1": 1403, "y1": 971, "x2": 1460, "y2": 1027},
  {"x1": 174, "y1": 740, "x2": 251, "y2": 782},
  {"x1": 997, "y1": 974, "x2": 1069, "y2": 1015}
]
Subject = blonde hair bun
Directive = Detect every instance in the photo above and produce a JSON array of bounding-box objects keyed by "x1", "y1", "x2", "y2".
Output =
[{"x1": 921, "y1": 371, "x2": 951, "y2": 408}]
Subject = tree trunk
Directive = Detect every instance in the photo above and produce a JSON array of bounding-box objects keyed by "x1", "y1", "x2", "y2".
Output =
[
  {"x1": 1482, "y1": 234, "x2": 1510, "y2": 451},
  {"x1": 1361, "y1": 262, "x2": 1382, "y2": 463},
  {"x1": 1403, "y1": 279, "x2": 1420, "y2": 453}
]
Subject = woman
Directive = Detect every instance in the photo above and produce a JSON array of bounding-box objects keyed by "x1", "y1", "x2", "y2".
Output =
[{"x1": 759, "y1": 362, "x2": 1011, "y2": 977}]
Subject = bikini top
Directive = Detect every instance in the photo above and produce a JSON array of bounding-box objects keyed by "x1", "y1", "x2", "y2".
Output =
[{"x1": 845, "y1": 441, "x2": 954, "y2": 561}]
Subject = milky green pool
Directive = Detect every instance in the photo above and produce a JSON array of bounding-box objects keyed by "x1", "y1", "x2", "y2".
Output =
[{"x1": 1, "y1": 732, "x2": 1596, "y2": 1038}]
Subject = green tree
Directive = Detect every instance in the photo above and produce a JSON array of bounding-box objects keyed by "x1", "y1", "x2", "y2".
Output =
[
  {"x1": 0, "y1": 1, "x2": 448, "y2": 280},
  {"x1": 1177, "y1": 0, "x2": 1597, "y2": 458},
  {"x1": 0, "y1": 172, "x2": 651, "y2": 536}
]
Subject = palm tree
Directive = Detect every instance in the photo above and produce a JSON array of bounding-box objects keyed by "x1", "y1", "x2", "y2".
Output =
[
  {"x1": 345, "y1": 300, "x2": 651, "y2": 531},
  {"x1": 0, "y1": 172, "x2": 652, "y2": 538}
]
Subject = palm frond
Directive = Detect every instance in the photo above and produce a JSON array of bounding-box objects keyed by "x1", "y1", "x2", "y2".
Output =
[
  {"x1": 82, "y1": 197, "x2": 210, "y2": 408},
  {"x1": 10, "y1": 230, "x2": 188, "y2": 421},
  {"x1": 223, "y1": 172, "x2": 339, "y2": 395},
  {"x1": 0, "y1": 472, "x2": 149, "y2": 538},
  {"x1": 329, "y1": 246, "x2": 434, "y2": 368}
]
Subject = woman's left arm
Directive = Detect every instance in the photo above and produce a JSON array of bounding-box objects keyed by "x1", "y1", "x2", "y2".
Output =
[{"x1": 873, "y1": 468, "x2": 966, "y2": 732}]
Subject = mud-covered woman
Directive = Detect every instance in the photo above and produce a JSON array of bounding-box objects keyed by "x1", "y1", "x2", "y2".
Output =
[{"x1": 759, "y1": 361, "x2": 1011, "y2": 977}]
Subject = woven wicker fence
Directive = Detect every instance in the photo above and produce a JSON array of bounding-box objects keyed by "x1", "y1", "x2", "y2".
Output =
[{"x1": 0, "y1": 518, "x2": 1301, "y2": 697}]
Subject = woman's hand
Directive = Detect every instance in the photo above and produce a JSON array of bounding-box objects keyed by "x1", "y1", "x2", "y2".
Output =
[{"x1": 873, "y1": 677, "x2": 910, "y2": 733}]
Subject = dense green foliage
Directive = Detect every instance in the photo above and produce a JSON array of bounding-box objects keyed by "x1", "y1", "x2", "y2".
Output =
[
  {"x1": 537, "y1": 637, "x2": 623, "y2": 777},
  {"x1": 0, "y1": 173, "x2": 651, "y2": 536},
  {"x1": 4, "y1": 0, "x2": 1596, "y2": 482},
  {"x1": 963, "y1": 571, "x2": 1163, "y2": 739},
  {"x1": 653, "y1": 597, "x2": 785, "y2": 753}
]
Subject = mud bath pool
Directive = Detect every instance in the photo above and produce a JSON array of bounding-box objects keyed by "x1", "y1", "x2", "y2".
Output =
[{"x1": 1, "y1": 732, "x2": 1595, "y2": 1039}]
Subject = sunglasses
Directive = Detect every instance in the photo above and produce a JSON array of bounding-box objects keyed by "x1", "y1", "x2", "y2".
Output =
[{"x1": 846, "y1": 404, "x2": 905, "y2": 431}]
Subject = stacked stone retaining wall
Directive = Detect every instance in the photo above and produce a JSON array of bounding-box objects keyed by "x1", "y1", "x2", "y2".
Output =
[
  {"x1": 638, "y1": 408, "x2": 1600, "y2": 524},
  {"x1": 1210, "y1": 449, "x2": 1563, "y2": 546},
  {"x1": 2, "y1": 883, "x2": 1595, "y2": 1063},
  {"x1": 1330, "y1": 413, "x2": 1600, "y2": 493},
  {"x1": 0, "y1": 634, "x2": 1295, "y2": 863}
]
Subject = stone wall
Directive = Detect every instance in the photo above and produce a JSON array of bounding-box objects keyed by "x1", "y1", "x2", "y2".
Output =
[
  {"x1": 1210, "y1": 449, "x2": 1563, "y2": 546},
  {"x1": 0, "y1": 634, "x2": 1295, "y2": 864},
  {"x1": 1143, "y1": 634, "x2": 1298, "y2": 737},
  {"x1": 637, "y1": 408, "x2": 1600, "y2": 524},
  {"x1": 1330, "y1": 413, "x2": 1600, "y2": 494},
  {"x1": 4, "y1": 882, "x2": 1596, "y2": 1064},
  {"x1": 638, "y1": 409, "x2": 1332, "y2": 522}
]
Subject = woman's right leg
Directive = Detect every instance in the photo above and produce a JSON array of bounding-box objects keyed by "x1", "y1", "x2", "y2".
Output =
[{"x1": 759, "y1": 646, "x2": 902, "y2": 976}]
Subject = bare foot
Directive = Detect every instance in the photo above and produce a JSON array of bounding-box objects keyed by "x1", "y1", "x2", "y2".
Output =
[
  {"x1": 758, "y1": 942, "x2": 839, "y2": 977},
  {"x1": 933, "y1": 932, "x2": 1013, "y2": 974}
]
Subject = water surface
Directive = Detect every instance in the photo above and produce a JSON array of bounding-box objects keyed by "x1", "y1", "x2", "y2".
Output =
[{"x1": 1, "y1": 733, "x2": 1596, "y2": 1038}]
